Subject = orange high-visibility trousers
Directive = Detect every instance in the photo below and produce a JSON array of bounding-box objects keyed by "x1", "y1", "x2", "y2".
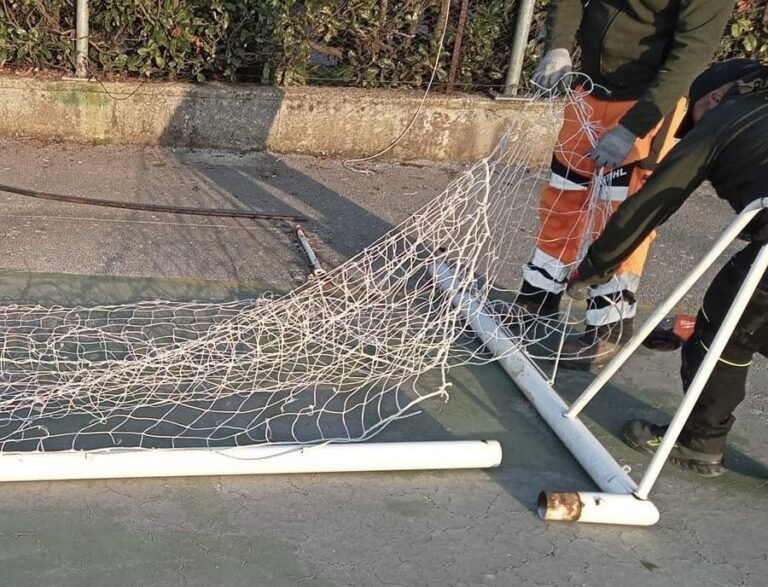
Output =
[{"x1": 522, "y1": 90, "x2": 687, "y2": 326}]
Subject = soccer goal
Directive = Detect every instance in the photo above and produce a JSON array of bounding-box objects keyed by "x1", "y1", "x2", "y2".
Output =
[
  {"x1": 0, "y1": 82, "x2": 646, "y2": 493},
  {"x1": 0, "y1": 77, "x2": 574, "y2": 484},
  {"x1": 1, "y1": 80, "x2": 759, "y2": 526}
]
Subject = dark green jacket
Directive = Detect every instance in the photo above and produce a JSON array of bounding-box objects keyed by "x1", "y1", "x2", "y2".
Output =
[
  {"x1": 585, "y1": 72, "x2": 768, "y2": 278},
  {"x1": 547, "y1": 0, "x2": 734, "y2": 137}
]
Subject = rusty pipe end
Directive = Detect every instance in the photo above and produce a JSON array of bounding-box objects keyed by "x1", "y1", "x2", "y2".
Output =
[
  {"x1": 538, "y1": 491, "x2": 582, "y2": 521},
  {"x1": 538, "y1": 491, "x2": 660, "y2": 526}
]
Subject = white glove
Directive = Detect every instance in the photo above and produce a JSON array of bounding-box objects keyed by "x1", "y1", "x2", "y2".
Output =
[
  {"x1": 589, "y1": 125, "x2": 637, "y2": 168},
  {"x1": 531, "y1": 48, "x2": 572, "y2": 91}
]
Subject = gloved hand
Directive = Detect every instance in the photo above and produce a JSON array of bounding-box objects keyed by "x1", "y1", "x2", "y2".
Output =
[
  {"x1": 531, "y1": 48, "x2": 572, "y2": 91},
  {"x1": 589, "y1": 125, "x2": 636, "y2": 168},
  {"x1": 565, "y1": 256, "x2": 613, "y2": 301}
]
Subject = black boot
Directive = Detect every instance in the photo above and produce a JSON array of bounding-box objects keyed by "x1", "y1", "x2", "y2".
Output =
[
  {"x1": 621, "y1": 419, "x2": 727, "y2": 478},
  {"x1": 559, "y1": 318, "x2": 634, "y2": 370},
  {"x1": 515, "y1": 280, "x2": 562, "y2": 319}
]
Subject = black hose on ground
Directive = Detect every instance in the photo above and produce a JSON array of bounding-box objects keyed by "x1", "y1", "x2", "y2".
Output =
[{"x1": 0, "y1": 183, "x2": 308, "y2": 223}]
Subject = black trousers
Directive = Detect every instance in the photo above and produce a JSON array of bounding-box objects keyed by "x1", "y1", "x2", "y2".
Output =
[{"x1": 680, "y1": 243, "x2": 768, "y2": 454}]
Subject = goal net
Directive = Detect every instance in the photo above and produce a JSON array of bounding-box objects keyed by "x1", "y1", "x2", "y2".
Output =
[{"x1": 0, "y1": 81, "x2": 629, "y2": 455}]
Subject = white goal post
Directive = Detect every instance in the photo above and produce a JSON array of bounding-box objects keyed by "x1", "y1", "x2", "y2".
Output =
[
  {"x1": 434, "y1": 198, "x2": 768, "y2": 526},
  {"x1": 0, "y1": 441, "x2": 502, "y2": 483}
]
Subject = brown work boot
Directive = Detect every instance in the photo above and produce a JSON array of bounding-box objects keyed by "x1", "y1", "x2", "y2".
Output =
[
  {"x1": 559, "y1": 319, "x2": 634, "y2": 370},
  {"x1": 487, "y1": 283, "x2": 561, "y2": 328}
]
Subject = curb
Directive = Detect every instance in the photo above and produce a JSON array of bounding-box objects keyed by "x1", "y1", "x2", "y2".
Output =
[{"x1": 0, "y1": 75, "x2": 559, "y2": 162}]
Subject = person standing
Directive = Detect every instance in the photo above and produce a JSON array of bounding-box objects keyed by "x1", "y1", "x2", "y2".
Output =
[
  {"x1": 521, "y1": 0, "x2": 735, "y2": 369},
  {"x1": 567, "y1": 59, "x2": 768, "y2": 476}
]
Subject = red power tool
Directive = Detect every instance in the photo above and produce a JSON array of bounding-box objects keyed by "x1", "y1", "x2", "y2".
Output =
[{"x1": 642, "y1": 313, "x2": 696, "y2": 352}]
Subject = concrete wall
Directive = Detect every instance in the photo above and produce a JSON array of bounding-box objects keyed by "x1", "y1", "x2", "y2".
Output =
[{"x1": 0, "y1": 75, "x2": 559, "y2": 163}]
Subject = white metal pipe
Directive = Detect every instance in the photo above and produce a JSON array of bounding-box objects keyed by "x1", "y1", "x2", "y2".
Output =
[
  {"x1": 297, "y1": 227, "x2": 326, "y2": 276},
  {"x1": 502, "y1": 0, "x2": 537, "y2": 96},
  {"x1": 566, "y1": 198, "x2": 768, "y2": 419},
  {"x1": 0, "y1": 441, "x2": 502, "y2": 483},
  {"x1": 75, "y1": 0, "x2": 89, "y2": 78},
  {"x1": 635, "y1": 242, "x2": 768, "y2": 499},
  {"x1": 431, "y1": 259, "x2": 638, "y2": 495},
  {"x1": 538, "y1": 491, "x2": 659, "y2": 525}
]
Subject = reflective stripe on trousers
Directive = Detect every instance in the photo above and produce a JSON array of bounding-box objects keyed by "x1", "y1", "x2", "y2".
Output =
[{"x1": 524, "y1": 90, "x2": 687, "y2": 325}]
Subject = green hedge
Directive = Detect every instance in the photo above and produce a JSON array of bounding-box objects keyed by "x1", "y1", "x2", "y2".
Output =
[{"x1": 0, "y1": 1, "x2": 765, "y2": 90}]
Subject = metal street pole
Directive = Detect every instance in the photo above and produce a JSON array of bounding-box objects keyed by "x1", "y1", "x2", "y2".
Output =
[
  {"x1": 501, "y1": 0, "x2": 536, "y2": 97},
  {"x1": 75, "y1": 0, "x2": 89, "y2": 78}
]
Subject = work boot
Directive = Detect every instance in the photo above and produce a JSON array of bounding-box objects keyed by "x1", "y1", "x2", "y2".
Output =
[
  {"x1": 515, "y1": 281, "x2": 562, "y2": 319},
  {"x1": 517, "y1": 296, "x2": 560, "y2": 319},
  {"x1": 559, "y1": 319, "x2": 634, "y2": 370},
  {"x1": 621, "y1": 419, "x2": 727, "y2": 478},
  {"x1": 487, "y1": 299, "x2": 557, "y2": 333}
]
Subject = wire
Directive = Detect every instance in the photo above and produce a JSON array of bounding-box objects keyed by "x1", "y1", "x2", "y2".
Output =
[
  {"x1": 342, "y1": 1, "x2": 453, "y2": 174},
  {"x1": 0, "y1": 182, "x2": 308, "y2": 223},
  {"x1": 88, "y1": 73, "x2": 151, "y2": 102}
]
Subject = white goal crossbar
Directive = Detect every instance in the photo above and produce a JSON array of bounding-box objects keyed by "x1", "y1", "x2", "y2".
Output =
[
  {"x1": 0, "y1": 441, "x2": 502, "y2": 483},
  {"x1": 435, "y1": 198, "x2": 768, "y2": 525}
]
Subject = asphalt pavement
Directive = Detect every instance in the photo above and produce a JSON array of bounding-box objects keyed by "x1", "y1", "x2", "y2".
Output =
[{"x1": 0, "y1": 140, "x2": 764, "y2": 587}]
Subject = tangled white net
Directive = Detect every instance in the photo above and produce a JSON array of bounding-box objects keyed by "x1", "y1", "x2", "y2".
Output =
[{"x1": 0, "y1": 81, "x2": 633, "y2": 453}]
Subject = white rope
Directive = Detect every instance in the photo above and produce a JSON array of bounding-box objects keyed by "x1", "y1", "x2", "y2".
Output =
[
  {"x1": 342, "y1": 2, "x2": 452, "y2": 173},
  {"x1": 0, "y1": 80, "x2": 631, "y2": 453}
]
